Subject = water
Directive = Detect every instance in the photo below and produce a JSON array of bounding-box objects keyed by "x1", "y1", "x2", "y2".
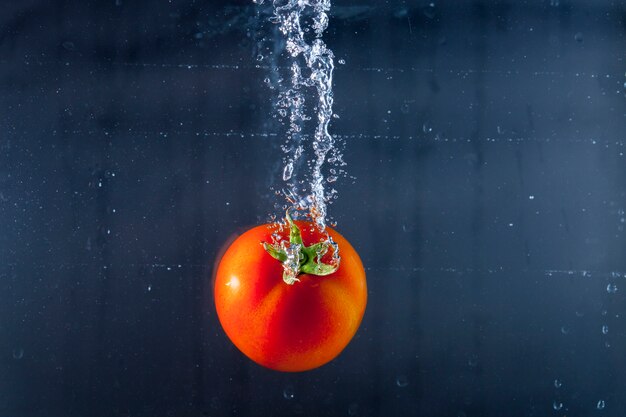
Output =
[
  {"x1": 2, "y1": 1, "x2": 626, "y2": 417},
  {"x1": 260, "y1": 0, "x2": 340, "y2": 231}
]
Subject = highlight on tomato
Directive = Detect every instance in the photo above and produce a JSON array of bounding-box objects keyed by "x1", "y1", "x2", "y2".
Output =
[{"x1": 214, "y1": 212, "x2": 367, "y2": 372}]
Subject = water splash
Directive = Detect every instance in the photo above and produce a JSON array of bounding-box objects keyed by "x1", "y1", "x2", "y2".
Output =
[{"x1": 257, "y1": 0, "x2": 341, "y2": 231}]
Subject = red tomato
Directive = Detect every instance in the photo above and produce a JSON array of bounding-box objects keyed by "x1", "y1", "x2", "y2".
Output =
[{"x1": 214, "y1": 219, "x2": 367, "y2": 372}]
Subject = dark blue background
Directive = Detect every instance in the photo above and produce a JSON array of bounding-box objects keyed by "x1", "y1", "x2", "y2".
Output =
[{"x1": 2, "y1": 1, "x2": 626, "y2": 416}]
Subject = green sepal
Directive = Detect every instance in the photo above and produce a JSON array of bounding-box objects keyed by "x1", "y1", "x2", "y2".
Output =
[
  {"x1": 285, "y1": 211, "x2": 304, "y2": 246},
  {"x1": 299, "y1": 242, "x2": 338, "y2": 276},
  {"x1": 262, "y1": 242, "x2": 288, "y2": 263}
]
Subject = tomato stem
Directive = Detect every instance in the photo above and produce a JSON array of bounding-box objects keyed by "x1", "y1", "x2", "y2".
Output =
[{"x1": 262, "y1": 210, "x2": 340, "y2": 285}]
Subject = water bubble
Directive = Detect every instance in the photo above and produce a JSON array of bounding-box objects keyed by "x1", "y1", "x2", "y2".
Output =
[
  {"x1": 468, "y1": 355, "x2": 478, "y2": 368},
  {"x1": 62, "y1": 41, "x2": 76, "y2": 51},
  {"x1": 554, "y1": 379, "x2": 562, "y2": 388},
  {"x1": 423, "y1": 3, "x2": 436, "y2": 19},
  {"x1": 283, "y1": 385, "x2": 295, "y2": 400},
  {"x1": 553, "y1": 401, "x2": 563, "y2": 411},
  {"x1": 602, "y1": 325, "x2": 609, "y2": 335},
  {"x1": 574, "y1": 32, "x2": 584, "y2": 42},
  {"x1": 12, "y1": 348, "x2": 24, "y2": 360},
  {"x1": 396, "y1": 375, "x2": 409, "y2": 388},
  {"x1": 597, "y1": 400, "x2": 605, "y2": 410},
  {"x1": 607, "y1": 283, "x2": 618, "y2": 293},
  {"x1": 283, "y1": 163, "x2": 294, "y2": 181}
]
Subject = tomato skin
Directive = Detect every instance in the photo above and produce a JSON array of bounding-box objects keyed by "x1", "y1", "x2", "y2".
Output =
[{"x1": 214, "y1": 221, "x2": 367, "y2": 372}]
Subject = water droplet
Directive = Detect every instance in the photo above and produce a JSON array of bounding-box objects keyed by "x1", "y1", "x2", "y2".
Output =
[
  {"x1": 396, "y1": 375, "x2": 409, "y2": 387},
  {"x1": 553, "y1": 401, "x2": 563, "y2": 411},
  {"x1": 574, "y1": 32, "x2": 584, "y2": 42},
  {"x1": 554, "y1": 379, "x2": 562, "y2": 388},
  {"x1": 12, "y1": 348, "x2": 24, "y2": 360},
  {"x1": 283, "y1": 385, "x2": 295, "y2": 400},
  {"x1": 597, "y1": 400, "x2": 605, "y2": 410},
  {"x1": 602, "y1": 325, "x2": 609, "y2": 335},
  {"x1": 607, "y1": 283, "x2": 618, "y2": 293}
]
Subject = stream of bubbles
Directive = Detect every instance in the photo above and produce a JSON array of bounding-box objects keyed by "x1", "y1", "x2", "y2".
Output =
[{"x1": 254, "y1": 0, "x2": 344, "y2": 232}]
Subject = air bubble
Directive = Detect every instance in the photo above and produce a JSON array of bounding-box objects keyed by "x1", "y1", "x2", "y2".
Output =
[
  {"x1": 423, "y1": 3, "x2": 436, "y2": 19},
  {"x1": 607, "y1": 284, "x2": 618, "y2": 293},
  {"x1": 283, "y1": 385, "x2": 295, "y2": 400},
  {"x1": 338, "y1": 59, "x2": 346, "y2": 65},
  {"x1": 574, "y1": 32, "x2": 584, "y2": 42},
  {"x1": 560, "y1": 326, "x2": 569, "y2": 335},
  {"x1": 553, "y1": 401, "x2": 563, "y2": 411},
  {"x1": 283, "y1": 163, "x2": 294, "y2": 181},
  {"x1": 554, "y1": 379, "x2": 562, "y2": 388},
  {"x1": 12, "y1": 348, "x2": 24, "y2": 360},
  {"x1": 597, "y1": 400, "x2": 605, "y2": 410},
  {"x1": 602, "y1": 325, "x2": 609, "y2": 335},
  {"x1": 396, "y1": 375, "x2": 409, "y2": 388}
]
